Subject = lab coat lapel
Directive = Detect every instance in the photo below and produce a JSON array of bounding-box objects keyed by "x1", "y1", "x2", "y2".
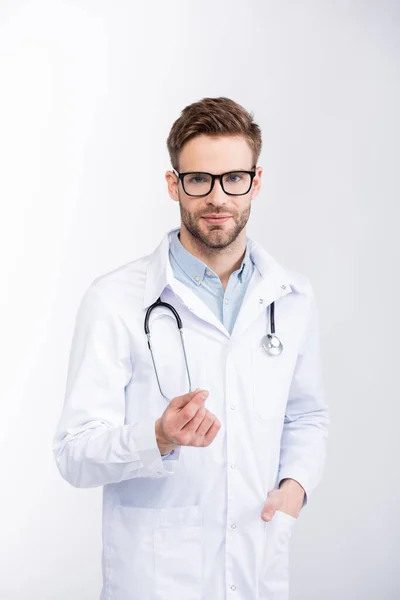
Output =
[
  {"x1": 230, "y1": 239, "x2": 293, "y2": 341},
  {"x1": 230, "y1": 266, "x2": 292, "y2": 341},
  {"x1": 143, "y1": 227, "x2": 230, "y2": 338},
  {"x1": 167, "y1": 277, "x2": 230, "y2": 338}
]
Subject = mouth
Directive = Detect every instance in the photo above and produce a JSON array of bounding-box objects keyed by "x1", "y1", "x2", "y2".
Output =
[{"x1": 202, "y1": 215, "x2": 232, "y2": 225}]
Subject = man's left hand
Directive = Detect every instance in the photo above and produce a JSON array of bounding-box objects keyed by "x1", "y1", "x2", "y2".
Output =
[{"x1": 261, "y1": 478, "x2": 306, "y2": 522}]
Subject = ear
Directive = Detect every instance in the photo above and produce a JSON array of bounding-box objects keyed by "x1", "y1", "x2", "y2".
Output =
[
  {"x1": 250, "y1": 166, "x2": 263, "y2": 201},
  {"x1": 165, "y1": 170, "x2": 179, "y2": 202}
]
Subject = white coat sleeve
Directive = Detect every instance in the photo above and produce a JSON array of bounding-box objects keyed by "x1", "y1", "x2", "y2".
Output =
[
  {"x1": 53, "y1": 283, "x2": 177, "y2": 488},
  {"x1": 276, "y1": 287, "x2": 330, "y2": 506}
]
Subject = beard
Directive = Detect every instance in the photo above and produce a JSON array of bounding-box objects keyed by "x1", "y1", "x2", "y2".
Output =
[{"x1": 178, "y1": 198, "x2": 251, "y2": 250}]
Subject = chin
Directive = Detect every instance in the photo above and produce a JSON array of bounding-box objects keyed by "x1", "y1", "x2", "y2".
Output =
[
  {"x1": 202, "y1": 229, "x2": 237, "y2": 249},
  {"x1": 201, "y1": 219, "x2": 234, "y2": 231}
]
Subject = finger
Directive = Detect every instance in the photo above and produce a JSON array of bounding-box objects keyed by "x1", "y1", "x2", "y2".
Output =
[
  {"x1": 261, "y1": 502, "x2": 276, "y2": 522},
  {"x1": 202, "y1": 417, "x2": 221, "y2": 445},
  {"x1": 261, "y1": 510, "x2": 275, "y2": 522},
  {"x1": 179, "y1": 409, "x2": 212, "y2": 444},
  {"x1": 193, "y1": 411, "x2": 216, "y2": 437},
  {"x1": 176, "y1": 391, "x2": 209, "y2": 429},
  {"x1": 179, "y1": 406, "x2": 207, "y2": 436},
  {"x1": 170, "y1": 388, "x2": 201, "y2": 409}
]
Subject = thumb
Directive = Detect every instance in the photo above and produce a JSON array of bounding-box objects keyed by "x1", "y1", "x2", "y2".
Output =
[
  {"x1": 261, "y1": 496, "x2": 278, "y2": 522},
  {"x1": 171, "y1": 388, "x2": 204, "y2": 409}
]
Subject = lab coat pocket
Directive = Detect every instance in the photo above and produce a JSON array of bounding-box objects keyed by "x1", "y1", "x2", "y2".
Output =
[
  {"x1": 259, "y1": 509, "x2": 297, "y2": 600},
  {"x1": 252, "y1": 345, "x2": 295, "y2": 419},
  {"x1": 107, "y1": 505, "x2": 158, "y2": 600},
  {"x1": 153, "y1": 505, "x2": 203, "y2": 600},
  {"x1": 107, "y1": 504, "x2": 203, "y2": 600}
]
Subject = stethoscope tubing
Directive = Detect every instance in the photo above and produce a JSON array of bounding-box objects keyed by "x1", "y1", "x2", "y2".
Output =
[
  {"x1": 144, "y1": 297, "x2": 283, "y2": 401},
  {"x1": 144, "y1": 297, "x2": 192, "y2": 401}
]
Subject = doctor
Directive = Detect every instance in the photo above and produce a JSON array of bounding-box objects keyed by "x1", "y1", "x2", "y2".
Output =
[{"x1": 53, "y1": 96, "x2": 330, "y2": 600}]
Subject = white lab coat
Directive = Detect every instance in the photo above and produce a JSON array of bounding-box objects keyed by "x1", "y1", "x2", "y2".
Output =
[{"x1": 53, "y1": 226, "x2": 329, "y2": 600}]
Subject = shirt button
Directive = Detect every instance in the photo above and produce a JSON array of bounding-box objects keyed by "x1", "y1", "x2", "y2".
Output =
[
  {"x1": 206, "y1": 269, "x2": 212, "y2": 276},
  {"x1": 231, "y1": 584, "x2": 236, "y2": 591},
  {"x1": 170, "y1": 450, "x2": 174, "y2": 455},
  {"x1": 195, "y1": 275, "x2": 201, "y2": 282},
  {"x1": 230, "y1": 404, "x2": 236, "y2": 410},
  {"x1": 224, "y1": 298, "x2": 229, "y2": 305}
]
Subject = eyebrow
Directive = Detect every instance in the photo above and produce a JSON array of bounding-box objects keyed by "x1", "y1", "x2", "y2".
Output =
[{"x1": 182, "y1": 168, "x2": 251, "y2": 173}]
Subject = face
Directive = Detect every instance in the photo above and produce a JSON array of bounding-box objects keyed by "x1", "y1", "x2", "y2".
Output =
[{"x1": 165, "y1": 134, "x2": 263, "y2": 250}]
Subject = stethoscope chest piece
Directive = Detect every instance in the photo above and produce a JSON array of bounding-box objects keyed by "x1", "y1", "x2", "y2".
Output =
[
  {"x1": 261, "y1": 333, "x2": 283, "y2": 356},
  {"x1": 261, "y1": 300, "x2": 283, "y2": 355}
]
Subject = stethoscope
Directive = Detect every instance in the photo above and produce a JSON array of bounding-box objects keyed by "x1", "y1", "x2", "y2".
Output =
[{"x1": 144, "y1": 297, "x2": 283, "y2": 402}]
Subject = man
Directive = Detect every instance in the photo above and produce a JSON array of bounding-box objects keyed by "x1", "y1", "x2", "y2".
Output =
[{"x1": 53, "y1": 96, "x2": 330, "y2": 600}]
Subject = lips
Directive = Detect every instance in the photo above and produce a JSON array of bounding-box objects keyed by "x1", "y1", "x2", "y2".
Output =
[{"x1": 202, "y1": 215, "x2": 232, "y2": 224}]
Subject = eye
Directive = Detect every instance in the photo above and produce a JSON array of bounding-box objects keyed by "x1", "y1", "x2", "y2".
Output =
[
  {"x1": 226, "y1": 172, "x2": 243, "y2": 183},
  {"x1": 185, "y1": 172, "x2": 210, "y2": 184}
]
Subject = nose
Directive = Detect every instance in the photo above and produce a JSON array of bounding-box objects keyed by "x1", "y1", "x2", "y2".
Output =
[{"x1": 205, "y1": 177, "x2": 228, "y2": 207}]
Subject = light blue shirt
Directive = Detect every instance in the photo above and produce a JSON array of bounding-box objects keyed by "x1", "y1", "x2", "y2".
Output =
[{"x1": 168, "y1": 229, "x2": 255, "y2": 335}]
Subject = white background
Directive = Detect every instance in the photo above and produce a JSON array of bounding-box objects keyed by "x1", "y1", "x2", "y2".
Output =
[{"x1": 1, "y1": 1, "x2": 399, "y2": 598}]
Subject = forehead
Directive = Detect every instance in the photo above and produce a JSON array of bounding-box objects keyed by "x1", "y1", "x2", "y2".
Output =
[{"x1": 179, "y1": 134, "x2": 253, "y2": 172}]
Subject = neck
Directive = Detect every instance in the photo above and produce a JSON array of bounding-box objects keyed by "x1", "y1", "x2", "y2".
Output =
[{"x1": 178, "y1": 225, "x2": 247, "y2": 289}]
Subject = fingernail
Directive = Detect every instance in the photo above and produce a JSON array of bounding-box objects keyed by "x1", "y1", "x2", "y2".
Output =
[
  {"x1": 262, "y1": 512, "x2": 271, "y2": 520},
  {"x1": 200, "y1": 390, "x2": 209, "y2": 400}
]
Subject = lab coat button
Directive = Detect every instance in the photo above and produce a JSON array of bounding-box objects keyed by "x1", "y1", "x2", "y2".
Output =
[
  {"x1": 230, "y1": 404, "x2": 236, "y2": 410},
  {"x1": 231, "y1": 584, "x2": 236, "y2": 590},
  {"x1": 230, "y1": 463, "x2": 235, "y2": 469},
  {"x1": 231, "y1": 523, "x2": 236, "y2": 529}
]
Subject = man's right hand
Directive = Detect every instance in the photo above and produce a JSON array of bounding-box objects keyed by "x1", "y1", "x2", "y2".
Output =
[{"x1": 155, "y1": 388, "x2": 221, "y2": 455}]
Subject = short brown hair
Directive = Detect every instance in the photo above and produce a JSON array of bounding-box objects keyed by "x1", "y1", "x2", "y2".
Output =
[{"x1": 166, "y1": 96, "x2": 262, "y2": 171}]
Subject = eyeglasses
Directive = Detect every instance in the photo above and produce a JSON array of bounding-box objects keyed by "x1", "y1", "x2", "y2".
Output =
[{"x1": 172, "y1": 167, "x2": 256, "y2": 197}]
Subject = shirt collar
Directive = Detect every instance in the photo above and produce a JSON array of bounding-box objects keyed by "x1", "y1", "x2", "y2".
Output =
[
  {"x1": 169, "y1": 230, "x2": 209, "y2": 285},
  {"x1": 143, "y1": 226, "x2": 300, "y2": 309},
  {"x1": 169, "y1": 229, "x2": 253, "y2": 286}
]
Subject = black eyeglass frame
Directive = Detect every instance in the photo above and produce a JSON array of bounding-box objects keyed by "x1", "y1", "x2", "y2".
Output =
[{"x1": 172, "y1": 167, "x2": 257, "y2": 197}]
